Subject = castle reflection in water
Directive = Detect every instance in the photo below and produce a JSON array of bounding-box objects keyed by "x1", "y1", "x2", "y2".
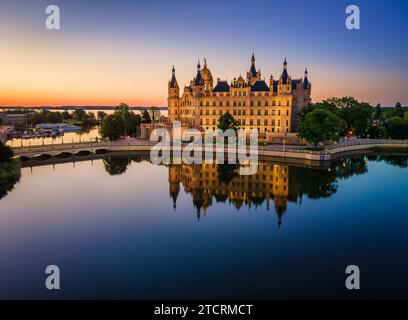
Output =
[
  {"x1": 15, "y1": 153, "x2": 408, "y2": 227},
  {"x1": 168, "y1": 162, "x2": 292, "y2": 226}
]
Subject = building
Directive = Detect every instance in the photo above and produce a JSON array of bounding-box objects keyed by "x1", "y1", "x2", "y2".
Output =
[
  {"x1": 0, "y1": 112, "x2": 35, "y2": 125},
  {"x1": 168, "y1": 55, "x2": 311, "y2": 141}
]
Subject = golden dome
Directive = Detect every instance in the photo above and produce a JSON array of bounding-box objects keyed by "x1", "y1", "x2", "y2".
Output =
[{"x1": 201, "y1": 58, "x2": 213, "y2": 84}]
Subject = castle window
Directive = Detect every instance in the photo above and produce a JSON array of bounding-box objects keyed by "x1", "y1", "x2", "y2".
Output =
[
  {"x1": 212, "y1": 119, "x2": 216, "y2": 125},
  {"x1": 233, "y1": 101, "x2": 237, "y2": 107},
  {"x1": 250, "y1": 119, "x2": 253, "y2": 126},
  {"x1": 250, "y1": 110, "x2": 254, "y2": 116},
  {"x1": 219, "y1": 109, "x2": 223, "y2": 115},
  {"x1": 264, "y1": 119, "x2": 268, "y2": 126},
  {"x1": 278, "y1": 110, "x2": 281, "y2": 116},
  {"x1": 272, "y1": 127, "x2": 275, "y2": 133},
  {"x1": 278, "y1": 120, "x2": 281, "y2": 126},
  {"x1": 206, "y1": 119, "x2": 209, "y2": 125},
  {"x1": 200, "y1": 101, "x2": 203, "y2": 106},
  {"x1": 206, "y1": 101, "x2": 209, "y2": 106},
  {"x1": 257, "y1": 119, "x2": 261, "y2": 126},
  {"x1": 243, "y1": 101, "x2": 246, "y2": 107},
  {"x1": 250, "y1": 101, "x2": 254, "y2": 107},
  {"x1": 212, "y1": 109, "x2": 216, "y2": 115},
  {"x1": 257, "y1": 109, "x2": 261, "y2": 116},
  {"x1": 286, "y1": 120, "x2": 289, "y2": 126},
  {"x1": 266, "y1": 92, "x2": 269, "y2": 97},
  {"x1": 200, "y1": 110, "x2": 202, "y2": 115},
  {"x1": 272, "y1": 101, "x2": 276, "y2": 106},
  {"x1": 242, "y1": 110, "x2": 246, "y2": 116},
  {"x1": 243, "y1": 91, "x2": 246, "y2": 96},
  {"x1": 286, "y1": 128, "x2": 289, "y2": 133},
  {"x1": 238, "y1": 101, "x2": 241, "y2": 107},
  {"x1": 219, "y1": 101, "x2": 223, "y2": 107},
  {"x1": 213, "y1": 101, "x2": 216, "y2": 106},
  {"x1": 278, "y1": 101, "x2": 281, "y2": 106},
  {"x1": 287, "y1": 100, "x2": 290, "y2": 106},
  {"x1": 286, "y1": 110, "x2": 289, "y2": 116},
  {"x1": 257, "y1": 101, "x2": 261, "y2": 107},
  {"x1": 206, "y1": 110, "x2": 209, "y2": 115},
  {"x1": 242, "y1": 119, "x2": 246, "y2": 125},
  {"x1": 226, "y1": 101, "x2": 230, "y2": 107},
  {"x1": 233, "y1": 110, "x2": 237, "y2": 116},
  {"x1": 272, "y1": 120, "x2": 275, "y2": 126},
  {"x1": 264, "y1": 110, "x2": 268, "y2": 116},
  {"x1": 238, "y1": 110, "x2": 241, "y2": 116}
]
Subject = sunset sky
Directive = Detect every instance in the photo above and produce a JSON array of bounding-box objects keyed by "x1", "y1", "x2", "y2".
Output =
[{"x1": 0, "y1": 0, "x2": 407, "y2": 107}]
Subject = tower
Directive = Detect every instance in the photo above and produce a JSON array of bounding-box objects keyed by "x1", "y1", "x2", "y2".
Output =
[
  {"x1": 278, "y1": 58, "x2": 292, "y2": 95},
  {"x1": 201, "y1": 58, "x2": 214, "y2": 93},
  {"x1": 168, "y1": 66, "x2": 180, "y2": 122},
  {"x1": 246, "y1": 53, "x2": 261, "y2": 85}
]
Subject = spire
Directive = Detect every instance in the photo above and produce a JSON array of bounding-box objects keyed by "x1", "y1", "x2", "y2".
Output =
[
  {"x1": 197, "y1": 60, "x2": 201, "y2": 71},
  {"x1": 280, "y1": 58, "x2": 289, "y2": 84},
  {"x1": 204, "y1": 58, "x2": 207, "y2": 68},
  {"x1": 169, "y1": 65, "x2": 178, "y2": 88},
  {"x1": 194, "y1": 60, "x2": 204, "y2": 86},
  {"x1": 249, "y1": 52, "x2": 257, "y2": 77},
  {"x1": 303, "y1": 67, "x2": 309, "y2": 89}
]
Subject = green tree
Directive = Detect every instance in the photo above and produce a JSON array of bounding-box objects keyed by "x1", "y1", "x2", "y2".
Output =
[
  {"x1": 113, "y1": 103, "x2": 140, "y2": 136},
  {"x1": 100, "y1": 114, "x2": 126, "y2": 141},
  {"x1": 404, "y1": 111, "x2": 408, "y2": 122},
  {"x1": 367, "y1": 125, "x2": 388, "y2": 139},
  {"x1": 386, "y1": 116, "x2": 408, "y2": 139},
  {"x1": 46, "y1": 111, "x2": 63, "y2": 123},
  {"x1": 395, "y1": 102, "x2": 403, "y2": 117},
  {"x1": 0, "y1": 142, "x2": 14, "y2": 162},
  {"x1": 298, "y1": 109, "x2": 346, "y2": 146},
  {"x1": 141, "y1": 110, "x2": 152, "y2": 123},
  {"x1": 97, "y1": 111, "x2": 107, "y2": 122},
  {"x1": 61, "y1": 110, "x2": 72, "y2": 120},
  {"x1": 218, "y1": 112, "x2": 239, "y2": 132},
  {"x1": 72, "y1": 109, "x2": 87, "y2": 122},
  {"x1": 373, "y1": 103, "x2": 382, "y2": 120}
]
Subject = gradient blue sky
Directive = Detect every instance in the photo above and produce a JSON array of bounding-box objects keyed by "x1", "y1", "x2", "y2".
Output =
[{"x1": 0, "y1": 0, "x2": 407, "y2": 106}]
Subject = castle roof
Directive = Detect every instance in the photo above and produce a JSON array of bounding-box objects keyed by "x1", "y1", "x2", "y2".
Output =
[
  {"x1": 251, "y1": 80, "x2": 270, "y2": 92},
  {"x1": 212, "y1": 81, "x2": 230, "y2": 92}
]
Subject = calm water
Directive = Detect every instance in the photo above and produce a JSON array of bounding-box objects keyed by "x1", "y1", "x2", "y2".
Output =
[{"x1": 0, "y1": 154, "x2": 407, "y2": 299}]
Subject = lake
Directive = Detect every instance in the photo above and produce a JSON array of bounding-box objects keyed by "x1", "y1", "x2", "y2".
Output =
[{"x1": 0, "y1": 154, "x2": 407, "y2": 299}]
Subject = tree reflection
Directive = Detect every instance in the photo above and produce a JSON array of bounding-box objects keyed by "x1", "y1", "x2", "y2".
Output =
[
  {"x1": 103, "y1": 157, "x2": 131, "y2": 175},
  {"x1": 0, "y1": 162, "x2": 21, "y2": 200}
]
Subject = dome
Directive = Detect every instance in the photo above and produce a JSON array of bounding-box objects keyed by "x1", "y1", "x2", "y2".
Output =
[{"x1": 201, "y1": 59, "x2": 213, "y2": 84}]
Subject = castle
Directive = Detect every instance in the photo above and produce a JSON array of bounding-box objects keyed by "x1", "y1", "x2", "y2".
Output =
[{"x1": 168, "y1": 54, "x2": 311, "y2": 141}]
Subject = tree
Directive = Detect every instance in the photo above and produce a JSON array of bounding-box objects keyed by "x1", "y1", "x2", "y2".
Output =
[
  {"x1": 404, "y1": 111, "x2": 408, "y2": 122},
  {"x1": 100, "y1": 114, "x2": 126, "y2": 141},
  {"x1": 147, "y1": 107, "x2": 161, "y2": 123},
  {"x1": 0, "y1": 142, "x2": 14, "y2": 162},
  {"x1": 72, "y1": 109, "x2": 87, "y2": 122},
  {"x1": 298, "y1": 109, "x2": 346, "y2": 146},
  {"x1": 367, "y1": 125, "x2": 388, "y2": 139},
  {"x1": 373, "y1": 103, "x2": 382, "y2": 120},
  {"x1": 46, "y1": 111, "x2": 63, "y2": 123},
  {"x1": 218, "y1": 112, "x2": 239, "y2": 132},
  {"x1": 394, "y1": 102, "x2": 404, "y2": 117},
  {"x1": 386, "y1": 116, "x2": 408, "y2": 139},
  {"x1": 141, "y1": 110, "x2": 152, "y2": 123},
  {"x1": 97, "y1": 111, "x2": 107, "y2": 122},
  {"x1": 61, "y1": 110, "x2": 72, "y2": 120},
  {"x1": 113, "y1": 103, "x2": 140, "y2": 136}
]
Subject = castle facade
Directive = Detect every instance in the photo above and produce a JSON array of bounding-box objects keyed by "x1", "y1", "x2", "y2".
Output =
[{"x1": 168, "y1": 55, "x2": 311, "y2": 140}]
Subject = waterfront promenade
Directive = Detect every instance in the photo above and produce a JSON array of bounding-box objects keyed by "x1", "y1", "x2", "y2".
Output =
[{"x1": 11, "y1": 137, "x2": 408, "y2": 163}]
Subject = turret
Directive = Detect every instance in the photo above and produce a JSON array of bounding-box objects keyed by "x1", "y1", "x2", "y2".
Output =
[
  {"x1": 168, "y1": 65, "x2": 179, "y2": 97},
  {"x1": 278, "y1": 58, "x2": 292, "y2": 94}
]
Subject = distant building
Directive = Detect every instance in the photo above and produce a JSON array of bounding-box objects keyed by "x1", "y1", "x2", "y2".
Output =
[
  {"x1": 0, "y1": 112, "x2": 35, "y2": 125},
  {"x1": 168, "y1": 55, "x2": 312, "y2": 140}
]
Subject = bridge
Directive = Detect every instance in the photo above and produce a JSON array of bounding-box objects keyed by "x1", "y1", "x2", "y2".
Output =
[{"x1": 12, "y1": 139, "x2": 156, "y2": 159}]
